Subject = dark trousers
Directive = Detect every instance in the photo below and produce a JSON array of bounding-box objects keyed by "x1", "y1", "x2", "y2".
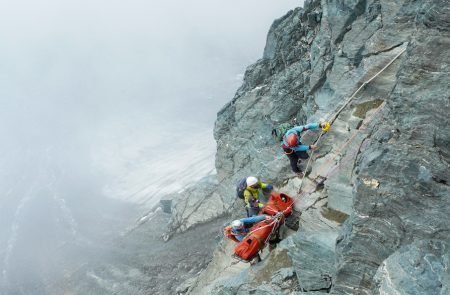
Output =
[
  {"x1": 286, "y1": 151, "x2": 309, "y2": 173},
  {"x1": 246, "y1": 207, "x2": 260, "y2": 217}
]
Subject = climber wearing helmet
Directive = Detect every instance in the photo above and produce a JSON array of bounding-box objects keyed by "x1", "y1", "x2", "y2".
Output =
[
  {"x1": 244, "y1": 176, "x2": 273, "y2": 217},
  {"x1": 229, "y1": 215, "x2": 272, "y2": 242},
  {"x1": 282, "y1": 121, "x2": 328, "y2": 177}
]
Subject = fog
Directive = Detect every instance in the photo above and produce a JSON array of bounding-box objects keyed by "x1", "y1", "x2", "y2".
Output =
[{"x1": 0, "y1": 0, "x2": 302, "y2": 293}]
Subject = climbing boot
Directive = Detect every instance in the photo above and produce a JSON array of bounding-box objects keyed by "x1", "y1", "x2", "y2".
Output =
[
  {"x1": 314, "y1": 176, "x2": 326, "y2": 190},
  {"x1": 249, "y1": 254, "x2": 261, "y2": 265}
]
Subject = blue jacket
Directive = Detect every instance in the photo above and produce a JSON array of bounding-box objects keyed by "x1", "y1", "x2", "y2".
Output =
[
  {"x1": 282, "y1": 123, "x2": 320, "y2": 152},
  {"x1": 231, "y1": 215, "x2": 267, "y2": 241}
]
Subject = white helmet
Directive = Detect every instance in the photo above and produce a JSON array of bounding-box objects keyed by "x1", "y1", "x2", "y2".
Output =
[
  {"x1": 231, "y1": 220, "x2": 243, "y2": 229},
  {"x1": 246, "y1": 176, "x2": 258, "y2": 187}
]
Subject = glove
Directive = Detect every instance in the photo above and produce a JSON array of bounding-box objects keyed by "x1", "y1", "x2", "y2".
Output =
[
  {"x1": 320, "y1": 121, "x2": 331, "y2": 131},
  {"x1": 249, "y1": 198, "x2": 259, "y2": 208}
]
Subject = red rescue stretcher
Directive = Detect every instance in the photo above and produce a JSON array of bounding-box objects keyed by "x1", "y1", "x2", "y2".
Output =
[{"x1": 233, "y1": 192, "x2": 294, "y2": 262}]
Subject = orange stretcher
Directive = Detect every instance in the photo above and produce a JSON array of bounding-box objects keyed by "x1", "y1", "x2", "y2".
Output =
[{"x1": 233, "y1": 192, "x2": 294, "y2": 262}]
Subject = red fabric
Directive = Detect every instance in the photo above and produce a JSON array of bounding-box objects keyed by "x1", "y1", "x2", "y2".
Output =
[
  {"x1": 260, "y1": 192, "x2": 294, "y2": 217},
  {"x1": 233, "y1": 192, "x2": 295, "y2": 261},
  {"x1": 234, "y1": 220, "x2": 273, "y2": 261},
  {"x1": 224, "y1": 226, "x2": 240, "y2": 243}
]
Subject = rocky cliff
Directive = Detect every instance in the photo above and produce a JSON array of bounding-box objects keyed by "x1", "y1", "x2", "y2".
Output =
[{"x1": 167, "y1": 0, "x2": 450, "y2": 294}]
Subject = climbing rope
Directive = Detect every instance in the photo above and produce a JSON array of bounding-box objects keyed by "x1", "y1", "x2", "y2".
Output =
[
  {"x1": 298, "y1": 100, "x2": 386, "y2": 196},
  {"x1": 244, "y1": 216, "x2": 278, "y2": 237},
  {"x1": 296, "y1": 47, "x2": 406, "y2": 194},
  {"x1": 226, "y1": 46, "x2": 407, "y2": 267},
  {"x1": 317, "y1": 101, "x2": 386, "y2": 180},
  {"x1": 263, "y1": 212, "x2": 284, "y2": 246},
  {"x1": 224, "y1": 46, "x2": 406, "y2": 250}
]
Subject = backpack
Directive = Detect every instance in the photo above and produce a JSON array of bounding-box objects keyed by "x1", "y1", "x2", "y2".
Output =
[
  {"x1": 236, "y1": 178, "x2": 248, "y2": 200},
  {"x1": 271, "y1": 123, "x2": 293, "y2": 142}
]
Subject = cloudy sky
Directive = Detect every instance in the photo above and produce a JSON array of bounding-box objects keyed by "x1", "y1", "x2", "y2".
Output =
[
  {"x1": 1, "y1": 0, "x2": 303, "y2": 203},
  {"x1": 0, "y1": 0, "x2": 303, "y2": 293}
]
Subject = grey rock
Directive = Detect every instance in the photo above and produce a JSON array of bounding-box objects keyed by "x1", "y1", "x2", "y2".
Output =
[
  {"x1": 176, "y1": 276, "x2": 197, "y2": 294},
  {"x1": 166, "y1": 0, "x2": 450, "y2": 293},
  {"x1": 251, "y1": 284, "x2": 283, "y2": 295},
  {"x1": 165, "y1": 174, "x2": 226, "y2": 237},
  {"x1": 211, "y1": 269, "x2": 250, "y2": 295},
  {"x1": 288, "y1": 231, "x2": 338, "y2": 292},
  {"x1": 159, "y1": 198, "x2": 172, "y2": 214},
  {"x1": 326, "y1": 181, "x2": 353, "y2": 214},
  {"x1": 271, "y1": 267, "x2": 296, "y2": 287},
  {"x1": 333, "y1": 1, "x2": 450, "y2": 293},
  {"x1": 347, "y1": 116, "x2": 362, "y2": 130},
  {"x1": 374, "y1": 239, "x2": 450, "y2": 295}
]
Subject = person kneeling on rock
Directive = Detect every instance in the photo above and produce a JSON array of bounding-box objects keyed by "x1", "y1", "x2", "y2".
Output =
[
  {"x1": 281, "y1": 121, "x2": 329, "y2": 177},
  {"x1": 224, "y1": 215, "x2": 272, "y2": 243},
  {"x1": 243, "y1": 176, "x2": 273, "y2": 217}
]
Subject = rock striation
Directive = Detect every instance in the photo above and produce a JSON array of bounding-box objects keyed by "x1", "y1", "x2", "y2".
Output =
[
  {"x1": 373, "y1": 239, "x2": 450, "y2": 295},
  {"x1": 166, "y1": 0, "x2": 450, "y2": 294}
]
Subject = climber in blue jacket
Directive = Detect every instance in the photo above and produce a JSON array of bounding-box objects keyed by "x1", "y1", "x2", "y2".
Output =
[
  {"x1": 230, "y1": 215, "x2": 271, "y2": 241},
  {"x1": 282, "y1": 122, "x2": 328, "y2": 176}
]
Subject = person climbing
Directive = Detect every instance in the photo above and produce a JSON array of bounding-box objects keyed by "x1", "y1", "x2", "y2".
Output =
[
  {"x1": 226, "y1": 215, "x2": 272, "y2": 242},
  {"x1": 243, "y1": 176, "x2": 273, "y2": 217},
  {"x1": 281, "y1": 121, "x2": 329, "y2": 177}
]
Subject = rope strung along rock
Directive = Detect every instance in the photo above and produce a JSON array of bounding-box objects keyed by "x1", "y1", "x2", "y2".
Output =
[
  {"x1": 297, "y1": 46, "x2": 407, "y2": 194},
  {"x1": 296, "y1": 101, "x2": 386, "y2": 198}
]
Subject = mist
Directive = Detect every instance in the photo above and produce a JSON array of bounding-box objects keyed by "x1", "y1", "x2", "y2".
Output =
[{"x1": 0, "y1": 0, "x2": 302, "y2": 293}]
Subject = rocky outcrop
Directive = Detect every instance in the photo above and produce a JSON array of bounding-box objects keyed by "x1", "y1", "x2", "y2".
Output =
[
  {"x1": 168, "y1": 0, "x2": 450, "y2": 293},
  {"x1": 333, "y1": 4, "x2": 450, "y2": 291},
  {"x1": 165, "y1": 1, "x2": 325, "y2": 235},
  {"x1": 288, "y1": 231, "x2": 337, "y2": 292},
  {"x1": 163, "y1": 174, "x2": 225, "y2": 238},
  {"x1": 373, "y1": 239, "x2": 450, "y2": 295}
]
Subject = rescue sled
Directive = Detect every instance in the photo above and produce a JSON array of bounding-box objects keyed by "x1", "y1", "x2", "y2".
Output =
[
  {"x1": 260, "y1": 192, "x2": 294, "y2": 217},
  {"x1": 233, "y1": 192, "x2": 295, "y2": 262}
]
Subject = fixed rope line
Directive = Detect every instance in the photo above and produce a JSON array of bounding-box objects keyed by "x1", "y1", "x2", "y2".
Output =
[
  {"x1": 329, "y1": 46, "x2": 406, "y2": 124},
  {"x1": 317, "y1": 101, "x2": 386, "y2": 180},
  {"x1": 296, "y1": 46, "x2": 406, "y2": 195},
  {"x1": 297, "y1": 102, "x2": 385, "y2": 196}
]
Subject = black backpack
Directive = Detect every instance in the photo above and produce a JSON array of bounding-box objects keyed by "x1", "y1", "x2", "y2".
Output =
[{"x1": 236, "y1": 178, "x2": 248, "y2": 199}]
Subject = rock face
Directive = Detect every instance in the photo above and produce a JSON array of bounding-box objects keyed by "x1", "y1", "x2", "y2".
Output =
[
  {"x1": 167, "y1": 0, "x2": 450, "y2": 294},
  {"x1": 288, "y1": 231, "x2": 337, "y2": 292},
  {"x1": 373, "y1": 239, "x2": 450, "y2": 295},
  {"x1": 164, "y1": 175, "x2": 225, "y2": 237},
  {"x1": 332, "y1": 1, "x2": 450, "y2": 293}
]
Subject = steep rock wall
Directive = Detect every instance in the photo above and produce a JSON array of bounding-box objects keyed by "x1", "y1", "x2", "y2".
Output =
[
  {"x1": 334, "y1": 1, "x2": 450, "y2": 292},
  {"x1": 169, "y1": 0, "x2": 449, "y2": 294}
]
